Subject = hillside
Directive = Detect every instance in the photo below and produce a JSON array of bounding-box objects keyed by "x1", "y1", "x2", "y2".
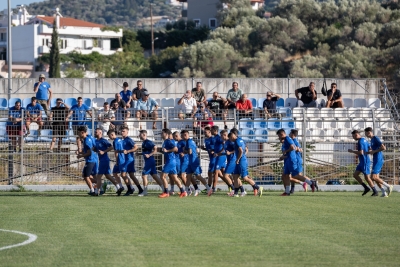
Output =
[{"x1": 25, "y1": 0, "x2": 182, "y2": 28}]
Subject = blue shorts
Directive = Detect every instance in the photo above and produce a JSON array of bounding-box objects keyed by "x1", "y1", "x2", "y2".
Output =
[
  {"x1": 120, "y1": 160, "x2": 135, "y2": 173},
  {"x1": 215, "y1": 156, "x2": 227, "y2": 171},
  {"x1": 175, "y1": 157, "x2": 181, "y2": 174},
  {"x1": 187, "y1": 164, "x2": 202, "y2": 175},
  {"x1": 225, "y1": 160, "x2": 236, "y2": 174},
  {"x1": 112, "y1": 164, "x2": 120, "y2": 174},
  {"x1": 233, "y1": 162, "x2": 248, "y2": 177},
  {"x1": 372, "y1": 160, "x2": 383, "y2": 175},
  {"x1": 98, "y1": 161, "x2": 111, "y2": 175},
  {"x1": 162, "y1": 162, "x2": 177, "y2": 175},
  {"x1": 283, "y1": 159, "x2": 299, "y2": 176},
  {"x1": 180, "y1": 159, "x2": 189, "y2": 174},
  {"x1": 208, "y1": 157, "x2": 216, "y2": 173},
  {"x1": 83, "y1": 162, "x2": 96, "y2": 177},
  {"x1": 143, "y1": 160, "x2": 157, "y2": 175},
  {"x1": 296, "y1": 163, "x2": 303, "y2": 174},
  {"x1": 356, "y1": 163, "x2": 371, "y2": 175},
  {"x1": 90, "y1": 161, "x2": 98, "y2": 176}
]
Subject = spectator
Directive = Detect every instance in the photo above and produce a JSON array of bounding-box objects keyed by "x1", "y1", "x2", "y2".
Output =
[
  {"x1": 49, "y1": 98, "x2": 70, "y2": 152},
  {"x1": 110, "y1": 93, "x2": 126, "y2": 109},
  {"x1": 120, "y1": 82, "x2": 133, "y2": 108},
  {"x1": 25, "y1": 97, "x2": 44, "y2": 136},
  {"x1": 132, "y1": 80, "x2": 149, "y2": 101},
  {"x1": 263, "y1": 92, "x2": 282, "y2": 119},
  {"x1": 224, "y1": 82, "x2": 242, "y2": 109},
  {"x1": 66, "y1": 97, "x2": 92, "y2": 152},
  {"x1": 194, "y1": 107, "x2": 214, "y2": 135},
  {"x1": 178, "y1": 90, "x2": 197, "y2": 118},
  {"x1": 295, "y1": 82, "x2": 317, "y2": 107},
  {"x1": 192, "y1": 82, "x2": 206, "y2": 106},
  {"x1": 97, "y1": 102, "x2": 115, "y2": 135},
  {"x1": 207, "y1": 92, "x2": 228, "y2": 129},
  {"x1": 33, "y1": 73, "x2": 52, "y2": 115},
  {"x1": 136, "y1": 91, "x2": 159, "y2": 129},
  {"x1": 7, "y1": 100, "x2": 25, "y2": 152},
  {"x1": 112, "y1": 102, "x2": 130, "y2": 133},
  {"x1": 236, "y1": 94, "x2": 253, "y2": 120},
  {"x1": 326, "y1": 83, "x2": 344, "y2": 108}
]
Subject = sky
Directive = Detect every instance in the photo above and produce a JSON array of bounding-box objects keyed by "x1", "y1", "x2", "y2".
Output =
[{"x1": 0, "y1": 0, "x2": 46, "y2": 11}]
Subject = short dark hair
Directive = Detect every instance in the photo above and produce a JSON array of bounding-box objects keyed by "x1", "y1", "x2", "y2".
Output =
[
  {"x1": 173, "y1": 131, "x2": 179, "y2": 136},
  {"x1": 230, "y1": 128, "x2": 239, "y2": 135},
  {"x1": 180, "y1": 129, "x2": 189, "y2": 135},
  {"x1": 290, "y1": 129, "x2": 298, "y2": 136},
  {"x1": 204, "y1": 127, "x2": 211, "y2": 132},
  {"x1": 351, "y1": 130, "x2": 359, "y2": 135},
  {"x1": 15, "y1": 100, "x2": 21, "y2": 105},
  {"x1": 276, "y1": 129, "x2": 286, "y2": 135},
  {"x1": 95, "y1": 128, "x2": 102, "y2": 132},
  {"x1": 77, "y1": 126, "x2": 87, "y2": 132},
  {"x1": 77, "y1": 97, "x2": 83, "y2": 101},
  {"x1": 139, "y1": 130, "x2": 147, "y2": 134},
  {"x1": 121, "y1": 126, "x2": 129, "y2": 131},
  {"x1": 220, "y1": 129, "x2": 227, "y2": 135},
  {"x1": 104, "y1": 102, "x2": 109, "y2": 105},
  {"x1": 364, "y1": 127, "x2": 373, "y2": 132},
  {"x1": 31, "y1": 96, "x2": 37, "y2": 101},
  {"x1": 331, "y1": 83, "x2": 337, "y2": 87},
  {"x1": 137, "y1": 80, "x2": 142, "y2": 84},
  {"x1": 107, "y1": 129, "x2": 115, "y2": 136},
  {"x1": 196, "y1": 82, "x2": 202, "y2": 85},
  {"x1": 228, "y1": 132, "x2": 235, "y2": 138},
  {"x1": 123, "y1": 82, "x2": 128, "y2": 87},
  {"x1": 211, "y1": 125, "x2": 219, "y2": 132},
  {"x1": 162, "y1": 128, "x2": 172, "y2": 135}
]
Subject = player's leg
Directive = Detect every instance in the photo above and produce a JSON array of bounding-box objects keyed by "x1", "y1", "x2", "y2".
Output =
[
  {"x1": 169, "y1": 174, "x2": 186, "y2": 197},
  {"x1": 38, "y1": 119, "x2": 44, "y2": 131},
  {"x1": 353, "y1": 170, "x2": 371, "y2": 196},
  {"x1": 82, "y1": 162, "x2": 95, "y2": 195},
  {"x1": 232, "y1": 174, "x2": 241, "y2": 197},
  {"x1": 363, "y1": 174, "x2": 379, "y2": 196}
]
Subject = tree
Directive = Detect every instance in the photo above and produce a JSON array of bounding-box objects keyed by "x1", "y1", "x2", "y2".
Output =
[{"x1": 49, "y1": 20, "x2": 61, "y2": 78}]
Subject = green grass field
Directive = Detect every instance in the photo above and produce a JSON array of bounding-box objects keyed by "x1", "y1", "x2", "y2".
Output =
[{"x1": 0, "y1": 191, "x2": 399, "y2": 267}]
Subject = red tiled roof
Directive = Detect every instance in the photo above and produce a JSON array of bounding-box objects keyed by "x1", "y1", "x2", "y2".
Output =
[{"x1": 37, "y1": 16, "x2": 104, "y2": 28}]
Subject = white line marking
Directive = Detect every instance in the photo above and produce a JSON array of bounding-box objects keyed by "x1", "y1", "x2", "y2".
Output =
[{"x1": 0, "y1": 229, "x2": 37, "y2": 251}]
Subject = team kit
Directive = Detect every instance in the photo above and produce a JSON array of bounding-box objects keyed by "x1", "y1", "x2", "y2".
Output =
[{"x1": 75, "y1": 125, "x2": 392, "y2": 198}]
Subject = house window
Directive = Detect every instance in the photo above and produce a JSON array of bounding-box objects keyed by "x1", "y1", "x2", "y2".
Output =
[
  {"x1": 209, "y1": 18, "x2": 217, "y2": 28},
  {"x1": 42, "y1": 39, "x2": 44, "y2": 46},
  {"x1": 46, "y1": 39, "x2": 49, "y2": 46},
  {"x1": 65, "y1": 40, "x2": 67, "y2": 48},
  {"x1": 60, "y1": 39, "x2": 64, "y2": 49},
  {"x1": 193, "y1": 19, "x2": 201, "y2": 28},
  {"x1": 83, "y1": 40, "x2": 87, "y2": 49}
]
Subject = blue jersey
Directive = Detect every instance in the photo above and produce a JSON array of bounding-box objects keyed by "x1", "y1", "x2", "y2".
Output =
[
  {"x1": 204, "y1": 137, "x2": 214, "y2": 158},
  {"x1": 292, "y1": 138, "x2": 303, "y2": 164},
  {"x1": 213, "y1": 134, "x2": 224, "y2": 154},
  {"x1": 186, "y1": 138, "x2": 199, "y2": 165},
  {"x1": 34, "y1": 81, "x2": 51, "y2": 100},
  {"x1": 234, "y1": 137, "x2": 247, "y2": 163},
  {"x1": 177, "y1": 140, "x2": 188, "y2": 162},
  {"x1": 142, "y1": 139, "x2": 155, "y2": 161},
  {"x1": 113, "y1": 138, "x2": 125, "y2": 165},
  {"x1": 163, "y1": 139, "x2": 176, "y2": 164},
  {"x1": 26, "y1": 103, "x2": 44, "y2": 116},
  {"x1": 224, "y1": 140, "x2": 236, "y2": 162},
  {"x1": 370, "y1": 136, "x2": 384, "y2": 163},
  {"x1": 7, "y1": 107, "x2": 25, "y2": 126},
  {"x1": 83, "y1": 135, "x2": 97, "y2": 163},
  {"x1": 282, "y1": 136, "x2": 298, "y2": 164},
  {"x1": 120, "y1": 90, "x2": 132, "y2": 103},
  {"x1": 70, "y1": 104, "x2": 90, "y2": 125},
  {"x1": 122, "y1": 136, "x2": 135, "y2": 162},
  {"x1": 95, "y1": 138, "x2": 111, "y2": 162},
  {"x1": 357, "y1": 137, "x2": 371, "y2": 166}
]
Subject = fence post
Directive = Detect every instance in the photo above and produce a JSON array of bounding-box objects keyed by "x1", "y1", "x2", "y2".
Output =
[
  {"x1": 287, "y1": 77, "x2": 290, "y2": 99},
  {"x1": 302, "y1": 108, "x2": 307, "y2": 177},
  {"x1": 95, "y1": 78, "x2": 98, "y2": 98},
  {"x1": 91, "y1": 108, "x2": 95, "y2": 132},
  {"x1": 164, "y1": 108, "x2": 167, "y2": 129},
  {"x1": 20, "y1": 109, "x2": 24, "y2": 185}
]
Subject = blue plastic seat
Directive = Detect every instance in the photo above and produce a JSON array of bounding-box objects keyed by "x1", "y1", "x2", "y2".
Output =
[
  {"x1": 239, "y1": 118, "x2": 254, "y2": 129},
  {"x1": 0, "y1": 98, "x2": 8, "y2": 110},
  {"x1": 253, "y1": 118, "x2": 267, "y2": 129},
  {"x1": 64, "y1": 98, "x2": 77, "y2": 107},
  {"x1": 248, "y1": 98, "x2": 257, "y2": 109},
  {"x1": 8, "y1": 98, "x2": 21, "y2": 108},
  {"x1": 39, "y1": 129, "x2": 53, "y2": 142},
  {"x1": 25, "y1": 130, "x2": 39, "y2": 142},
  {"x1": 267, "y1": 118, "x2": 281, "y2": 130},
  {"x1": 257, "y1": 98, "x2": 266, "y2": 109},
  {"x1": 255, "y1": 129, "x2": 268, "y2": 143},
  {"x1": 22, "y1": 97, "x2": 32, "y2": 108},
  {"x1": 276, "y1": 98, "x2": 284, "y2": 108},
  {"x1": 241, "y1": 129, "x2": 255, "y2": 142},
  {"x1": 281, "y1": 118, "x2": 295, "y2": 129},
  {"x1": 83, "y1": 98, "x2": 92, "y2": 108}
]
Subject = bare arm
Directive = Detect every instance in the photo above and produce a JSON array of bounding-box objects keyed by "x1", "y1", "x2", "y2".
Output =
[
  {"x1": 124, "y1": 144, "x2": 138, "y2": 154},
  {"x1": 178, "y1": 94, "x2": 185, "y2": 105},
  {"x1": 34, "y1": 82, "x2": 40, "y2": 93},
  {"x1": 65, "y1": 110, "x2": 73, "y2": 121},
  {"x1": 283, "y1": 144, "x2": 295, "y2": 155},
  {"x1": 369, "y1": 144, "x2": 386, "y2": 154},
  {"x1": 236, "y1": 147, "x2": 243, "y2": 164},
  {"x1": 348, "y1": 149, "x2": 363, "y2": 156}
]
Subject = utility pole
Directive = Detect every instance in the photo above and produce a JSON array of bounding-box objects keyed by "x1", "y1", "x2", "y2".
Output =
[
  {"x1": 7, "y1": 0, "x2": 12, "y2": 100},
  {"x1": 150, "y1": 3, "x2": 154, "y2": 56}
]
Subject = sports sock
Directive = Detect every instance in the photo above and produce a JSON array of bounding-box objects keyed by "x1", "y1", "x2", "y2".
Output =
[
  {"x1": 234, "y1": 188, "x2": 239, "y2": 194},
  {"x1": 372, "y1": 186, "x2": 378, "y2": 194},
  {"x1": 164, "y1": 188, "x2": 168, "y2": 193},
  {"x1": 90, "y1": 187, "x2": 94, "y2": 193},
  {"x1": 119, "y1": 183, "x2": 123, "y2": 188},
  {"x1": 179, "y1": 187, "x2": 184, "y2": 193},
  {"x1": 129, "y1": 185, "x2": 134, "y2": 191},
  {"x1": 382, "y1": 181, "x2": 390, "y2": 188},
  {"x1": 285, "y1": 186, "x2": 290, "y2": 194},
  {"x1": 212, "y1": 186, "x2": 215, "y2": 191},
  {"x1": 306, "y1": 179, "x2": 312, "y2": 185},
  {"x1": 251, "y1": 184, "x2": 259, "y2": 190},
  {"x1": 137, "y1": 185, "x2": 143, "y2": 192},
  {"x1": 239, "y1": 186, "x2": 244, "y2": 193},
  {"x1": 381, "y1": 188, "x2": 386, "y2": 194},
  {"x1": 208, "y1": 184, "x2": 211, "y2": 188},
  {"x1": 299, "y1": 182, "x2": 304, "y2": 185},
  {"x1": 290, "y1": 184, "x2": 295, "y2": 191},
  {"x1": 94, "y1": 188, "x2": 98, "y2": 194},
  {"x1": 193, "y1": 184, "x2": 198, "y2": 190},
  {"x1": 230, "y1": 184, "x2": 234, "y2": 190},
  {"x1": 361, "y1": 183, "x2": 368, "y2": 190},
  {"x1": 115, "y1": 184, "x2": 120, "y2": 190},
  {"x1": 205, "y1": 184, "x2": 211, "y2": 190},
  {"x1": 169, "y1": 185, "x2": 174, "y2": 191}
]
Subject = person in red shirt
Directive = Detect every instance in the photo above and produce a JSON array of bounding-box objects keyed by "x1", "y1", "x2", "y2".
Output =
[{"x1": 236, "y1": 94, "x2": 253, "y2": 120}]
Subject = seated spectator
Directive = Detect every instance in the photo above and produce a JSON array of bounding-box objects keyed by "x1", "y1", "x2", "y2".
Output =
[
  {"x1": 224, "y1": 82, "x2": 242, "y2": 109},
  {"x1": 66, "y1": 97, "x2": 92, "y2": 152},
  {"x1": 295, "y1": 82, "x2": 317, "y2": 107},
  {"x1": 49, "y1": 98, "x2": 70, "y2": 152},
  {"x1": 111, "y1": 102, "x2": 130, "y2": 133},
  {"x1": 110, "y1": 93, "x2": 126, "y2": 109},
  {"x1": 178, "y1": 90, "x2": 197, "y2": 118},
  {"x1": 120, "y1": 82, "x2": 133, "y2": 108},
  {"x1": 97, "y1": 102, "x2": 115, "y2": 135},
  {"x1": 194, "y1": 108, "x2": 214, "y2": 135},
  {"x1": 192, "y1": 82, "x2": 206, "y2": 106},
  {"x1": 326, "y1": 83, "x2": 344, "y2": 108},
  {"x1": 236, "y1": 94, "x2": 253, "y2": 120},
  {"x1": 136, "y1": 91, "x2": 159, "y2": 129},
  {"x1": 263, "y1": 92, "x2": 281, "y2": 119},
  {"x1": 7, "y1": 100, "x2": 24, "y2": 152},
  {"x1": 207, "y1": 92, "x2": 228, "y2": 129},
  {"x1": 25, "y1": 97, "x2": 44, "y2": 136},
  {"x1": 132, "y1": 80, "x2": 149, "y2": 102}
]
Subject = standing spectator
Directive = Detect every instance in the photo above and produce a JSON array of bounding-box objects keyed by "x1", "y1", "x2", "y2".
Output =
[
  {"x1": 224, "y1": 82, "x2": 242, "y2": 109},
  {"x1": 236, "y1": 94, "x2": 253, "y2": 120},
  {"x1": 120, "y1": 82, "x2": 133, "y2": 108},
  {"x1": 7, "y1": 101, "x2": 25, "y2": 152},
  {"x1": 207, "y1": 92, "x2": 228, "y2": 129},
  {"x1": 25, "y1": 97, "x2": 44, "y2": 136},
  {"x1": 192, "y1": 82, "x2": 206, "y2": 106},
  {"x1": 110, "y1": 93, "x2": 126, "y2": 109},
  {"x1": 326, "y1": 83, "x2": 344, "y2": 108},
  {"x1": 295, "y1": 82, "x2": 317, "y2": 107},
  {"x1": 178, "y1": 90, "x2": 197, "y2": 118},
  {"x1": 263, "y1": 92, "x2": 281, "y2": 118},
  {"x1": 97, "y1": 102, "x2": 115, "y2": 135},
  {"x1": 33, "y1": 74, "x2": 52, "y2": 115},
  {"x1": 132, "y1": 80, "x2": 149, "y2": 101},
  {"x1": 49, "y1": 98, "x2": 69, "y2": 152},
  {"x1": 136, "y1": 91, "x2": 159, "y2": 129},
  {"x1": 66, "y1": 97, "x2": 92, "y2": 152}
]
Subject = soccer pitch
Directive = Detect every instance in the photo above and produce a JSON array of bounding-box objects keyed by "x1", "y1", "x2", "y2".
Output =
[{"x1": 0, "y1": 191, "x2": 399, "y2": 267}]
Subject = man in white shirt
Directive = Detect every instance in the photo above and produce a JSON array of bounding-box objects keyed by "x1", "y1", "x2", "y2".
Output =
[
  {"x1": 178, "y1": 90, "x2": 197, "y2": 118},
  {"x1": 97, "y1": 102, "x2": 115, "y2": 135}
]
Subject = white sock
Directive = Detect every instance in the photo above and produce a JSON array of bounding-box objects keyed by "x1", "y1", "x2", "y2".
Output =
[
  {"x1": 285, "y1": 186, "x2": 290, "y2": 194},
  {"x1": 144, "y1": 186, "x2": 148, "y2": 192},
  {"x1": 382, "y1": 182, "x2": 390, "y2": 188},
  {"x1": 373, "y1": 185, "x2": 378, "y2": 191},
  {"x1": 115, "y1": 184, "x2": 120, "y2": 190},
  {"x1": 299, "y1": 182, "x2": 304, "y2": 185},
  {"x1": 205, "y1": 184, "x2": 211, "y2": 190},
  {"x1": 90, "y1": 187, "x2": 94, "y2": 192},
  {"x1": 306, "y1": 179, "x2": 312, "y2": 185}
]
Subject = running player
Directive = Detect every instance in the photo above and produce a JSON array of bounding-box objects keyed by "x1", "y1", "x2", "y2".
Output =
[
  {"x1": 218, "y1": 130, "x2": 236, "y2": 194},
  {"x1": 76, "y1": 126, "x2": 98, "y2": 196},
  {"x1": 348, "y1": 130, "x2": 379, "y2": 196},
  {"x1": 229, "y1": 131, "x2": 263, "y2": 197},
  {"x1": 209, "y1": 127, "x2": 230, "y2": 196},
  {"x1": 159, "y1": 129, "x2": 187, "y2": 198},
  {"x1": 173, "y1": 131, "x2": 190, "y2": 194},
  {"x1": 364, "y1": 127, "x2": 393, "y2": 197},
  {"x1": 276, "y1": 129, "x2": 316, "y2": 196},
  {"x1": 121, "y1": 126, "x2": 143, "y2": 196},
  {"x1": 107, "y1": 129, "x2": 132, "y2": 196},
  {"x1": 94, "y1": 128, "x2": 120, "y2": 194},
  {"x1": 228, "y1": 128, "x2": 246, "y2": 196},
  {"x1": 289, "y1": 129, "x2": 308, "y2": 193},
  {"x1": 138, "y1": 130, "x2": 163, "y2": 196},
  {"x1": 203, "y1": 127, "x2": 216, "y2": 193}
]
